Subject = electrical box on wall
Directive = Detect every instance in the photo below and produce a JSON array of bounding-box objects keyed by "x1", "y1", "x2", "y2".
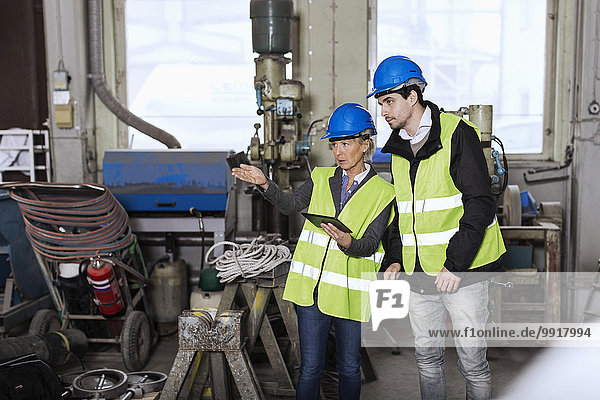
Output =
[
  {"x1": 52, "y1": 71, "x2": 69, "y2": 90},
  {"x1": 54, "y1": 104, "x2": 73, "y2": 129}
]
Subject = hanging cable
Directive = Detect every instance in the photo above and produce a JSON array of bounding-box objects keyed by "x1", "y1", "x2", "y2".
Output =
[
  {"x1": 303, "y1": 155, "x2": 313, "y2": 173},
  {"x1": 204, "y1": 236, "x2": 292, "y2": 283},
  {"x1": 190, "y1": 207, "x2": 206, "y2": 287},
  {"x1": 491, "y1": 135, "x2": 509, "y2": 196},
  {"x1": 304, "y1": 119, "x2": 323, "y2": 142}
]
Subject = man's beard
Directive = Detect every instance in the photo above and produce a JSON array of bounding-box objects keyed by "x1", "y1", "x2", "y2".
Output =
[{"x1": 389, "y1": 120, "x2": 405, "y2": 131}]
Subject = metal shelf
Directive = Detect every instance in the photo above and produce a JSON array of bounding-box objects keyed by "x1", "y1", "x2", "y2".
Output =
[{"x1": 0, "y1": 129, "x2": 51, "y2": 183}]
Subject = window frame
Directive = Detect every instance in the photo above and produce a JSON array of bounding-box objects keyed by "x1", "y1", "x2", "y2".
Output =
[{"x1": 368, "y1": 0, "x2": 559, "y2": 161}]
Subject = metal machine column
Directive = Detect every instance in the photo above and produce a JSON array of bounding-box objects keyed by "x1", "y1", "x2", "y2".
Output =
[{"x1": 249, "y1": 0, "x2": 306, "y2": 238}]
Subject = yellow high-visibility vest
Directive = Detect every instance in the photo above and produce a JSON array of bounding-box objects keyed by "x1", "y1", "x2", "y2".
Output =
[
  {"x1": 282, "y1": 167, "x2": 395, "y2": 321},
  {"x1": 391, "y1": 113, "x2": 506, "y2": 275}
]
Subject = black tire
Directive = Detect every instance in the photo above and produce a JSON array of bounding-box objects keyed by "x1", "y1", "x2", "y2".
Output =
[
  {"x1": 121, "y1": 311, "x2": 151, "y2": 371},
  {"x1": 28, "y1": 309, "x2": 61, "y2": 335}
]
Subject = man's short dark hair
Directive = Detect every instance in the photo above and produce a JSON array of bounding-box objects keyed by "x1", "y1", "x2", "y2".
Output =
[{"x1": 375, "y1": 84, "x2": 426, "y2": 107}]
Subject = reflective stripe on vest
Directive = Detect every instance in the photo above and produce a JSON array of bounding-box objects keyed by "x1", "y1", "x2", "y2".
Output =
[
  {"x1": 391, "y1": 113, "x2": 506, "y2": 275},
  {"x1": 401, "y1": 216, "x2": 499, "y2": 247},
  {"x1": 282, "y1": 166, "x2": 396, "y2": 321},
  {"x1": 290, "y1": 260, "x2": 372, "y2": 292},
  {"x1": 397, "y1": 192, "x2": 463, "y2": 214},
  {"x1": 298, "y1": 229, "x2": 385, "y2": 264}
]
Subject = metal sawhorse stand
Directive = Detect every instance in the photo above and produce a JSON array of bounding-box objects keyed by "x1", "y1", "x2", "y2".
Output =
[
  {"x1": 214, "y1": 266, "x2": 300, "y2": 398},
  {"x1": 160, "y1": 309, "x2": 264, "y2": 399},
  {"x1": 162, "y1": 264, "x2": 377, "y2": 399},
  {"x1": 160, "y1": 265, "x2": 298, "y2": 399}
]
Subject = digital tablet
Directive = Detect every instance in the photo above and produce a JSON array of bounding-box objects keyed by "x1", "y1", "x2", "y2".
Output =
[{"x1": 301, "y1": 212, "x2": 353, "y2": 233}]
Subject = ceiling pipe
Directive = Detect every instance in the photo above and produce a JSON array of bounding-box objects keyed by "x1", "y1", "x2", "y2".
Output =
[{"x1": 87, "y1": 0, "x2": 181, "y2": 149}]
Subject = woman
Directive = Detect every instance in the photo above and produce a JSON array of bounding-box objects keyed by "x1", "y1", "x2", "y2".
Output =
[{"x1": 232, "y1": 103, "x2": 395, "y2": 400}]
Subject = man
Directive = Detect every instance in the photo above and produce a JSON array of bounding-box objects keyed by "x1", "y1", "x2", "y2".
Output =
[{"x1": 370, "y1": 55, "x2": 506, "y2": 400}]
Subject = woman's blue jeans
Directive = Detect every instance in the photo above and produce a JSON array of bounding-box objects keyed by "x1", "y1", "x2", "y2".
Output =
[{"x1": 295, "y1": 296, "x2": 362, "y2": 400}]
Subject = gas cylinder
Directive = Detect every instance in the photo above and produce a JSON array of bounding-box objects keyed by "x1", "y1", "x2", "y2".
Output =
[
  {"x1": 87, "y1": 260, "x2": 124, "y2": 317},
  {"x1": 148, "y1": 258, "x2": 188, "y2": 323}
]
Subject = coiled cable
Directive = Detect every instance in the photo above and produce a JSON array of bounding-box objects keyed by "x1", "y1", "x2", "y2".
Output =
[
  {"x1": 4, "y1": 182, "x2": 134, "y2": 261},
  {"x1": 205, "y1": 236, "x2": 292, "y2": 283}
]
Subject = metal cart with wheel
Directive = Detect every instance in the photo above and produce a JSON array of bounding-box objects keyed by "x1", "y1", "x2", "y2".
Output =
[
  {"x1": 2, "y1": 182, "x2": 157, "y2": 371},
  {"x1": 29, "y1": 244, "x2": 157, "y2": 371}
]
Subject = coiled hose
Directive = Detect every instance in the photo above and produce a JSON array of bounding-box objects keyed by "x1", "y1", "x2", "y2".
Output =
[
  {"x1": 5, "y1": 182, "x2": 135, "y2": 262},
  {"x1": 205, "y1": 236, "x2": 292, "y2": 283}
]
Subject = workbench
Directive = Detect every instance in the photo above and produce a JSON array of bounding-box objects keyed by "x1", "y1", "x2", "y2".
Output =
[{"x1": 493, "y1": 222, "x2": 562, "y2": 323}]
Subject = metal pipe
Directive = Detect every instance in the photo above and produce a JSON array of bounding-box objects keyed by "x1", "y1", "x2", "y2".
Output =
[
  {"x1": 33, "y1": 251, "x2": 64, "y2": 312},
  {"x1": 566, "y1": 0, "x2": 583, "y2": 274},
  {"x1": 137, "y1": 233, "x2": 296, "y2": 246},
  {"x1": 87, "y1": 0, "x2": 181, "y2": 149},
  {"x1": 252, "y1": 192, "x2": 265, "y2": 232},
  {"x1": 137, "y1": 236, "x2": 215, "y2": 247},
  {"x1": 264, "y1": 109, "x2": 278, "y2": 161},
  {"x1": 469, "y1": 105, "x2": 494, "y2": 178},
  {"x1": 266, "y1": 202, "x2": 289, "y2": 240}
]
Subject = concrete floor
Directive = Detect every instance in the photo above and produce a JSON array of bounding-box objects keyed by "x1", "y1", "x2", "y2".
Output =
[
  {"x1": 361, "y1": 346, "x2": 542, "y2": 399},
  {"x1": 66, "y1": 335, "x2": 543, "y2": 399},
  {"x1": 75, "y1": 334, "x2": 179, "y2": 377}
]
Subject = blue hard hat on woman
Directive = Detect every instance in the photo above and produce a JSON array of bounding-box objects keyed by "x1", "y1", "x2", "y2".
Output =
[
  {"x1": 367, "y1": 55, "x2": 427, "y2": 98},
  {"x1": 321, "y1": 103, "x2": 377, "y2": 140}
]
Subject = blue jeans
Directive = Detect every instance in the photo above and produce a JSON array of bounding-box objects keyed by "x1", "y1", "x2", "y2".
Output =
[
  {"x1": 295, "y1": 297, "x2": 362, "y2": 400},
  {"x1": 409, "y1": 281, "x2": 492, "y2": 400}
]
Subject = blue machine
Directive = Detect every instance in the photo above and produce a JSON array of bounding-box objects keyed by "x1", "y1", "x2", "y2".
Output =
[
  {"x1": 103, "y1": 150, "x2": 231, "y2": 212},
  {"x1": 372, "y1": 147, "x2": 391, "y2": 164},
  {"x1": 1, "y1": 190, "x2": 52, "y2": 335},
  {"x1": 0, "y1": 191, "x2": 48, "y2": 299}
]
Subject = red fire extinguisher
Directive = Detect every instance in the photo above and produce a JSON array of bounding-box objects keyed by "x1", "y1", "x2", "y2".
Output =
[{"x1": 87, "y1": 260, "x2": 124, "y2": 317}]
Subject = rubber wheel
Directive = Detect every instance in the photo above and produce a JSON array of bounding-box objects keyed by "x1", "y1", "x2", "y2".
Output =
[
  {"x1": 28, "y1": 309, "x2": 61, "y2": 335},
  {"x1": 121, "y1": 311, "x2": 151, "y2": 371},
  {"x1": 503, "y1": 184, "x2": 522, "y2": 226}
]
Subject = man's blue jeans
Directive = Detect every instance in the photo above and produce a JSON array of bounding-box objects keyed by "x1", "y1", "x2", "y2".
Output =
[
  {"x1": 295, "y1": 297, "x2": 362, "y2": 400},
  {"x1": 409, "y1": 281, "x2": 492, "y2": 400}
]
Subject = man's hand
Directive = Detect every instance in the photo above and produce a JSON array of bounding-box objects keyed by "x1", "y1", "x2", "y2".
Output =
[
  {"x1": 321, "y1": 223, "x2": 352, "y2": 249},
  {"x1": 231, "y1": 164, "x2": 269, "y2": 189},
  {"x1": 435, "y1": 267, "x2": 461, "y2": 293},
  {"x1": 384, "y1": 263, "x2": 401, "y2": 280}
]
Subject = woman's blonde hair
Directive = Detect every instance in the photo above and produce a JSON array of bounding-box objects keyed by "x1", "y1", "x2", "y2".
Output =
[
  {"x1": 327, "y1": 129, "x2": 376, "y2": 162},
  {"x1": 360, "y1": 128, "x2": 376, "y2": 162}
]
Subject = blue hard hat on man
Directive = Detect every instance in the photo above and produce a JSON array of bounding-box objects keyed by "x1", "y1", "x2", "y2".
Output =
[
  {"x1": 367, "y1": 55, "x2": 427, "y2": 98},
  {"x1": 321, "y1": 103, "x2": 377, "y2": 140}
]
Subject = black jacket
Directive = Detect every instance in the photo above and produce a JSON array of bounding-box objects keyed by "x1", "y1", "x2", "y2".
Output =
[{"x1": 381, "y1": 101, "x2": 503, "y2": 292}]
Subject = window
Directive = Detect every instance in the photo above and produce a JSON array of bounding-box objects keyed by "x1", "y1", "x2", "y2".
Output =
[
  {"x1": 125, "y1": 0, "x2": 258, "y2": 151},
  {"x1": 376, "y1": 0, "x2": 547, "y2": 154}
]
